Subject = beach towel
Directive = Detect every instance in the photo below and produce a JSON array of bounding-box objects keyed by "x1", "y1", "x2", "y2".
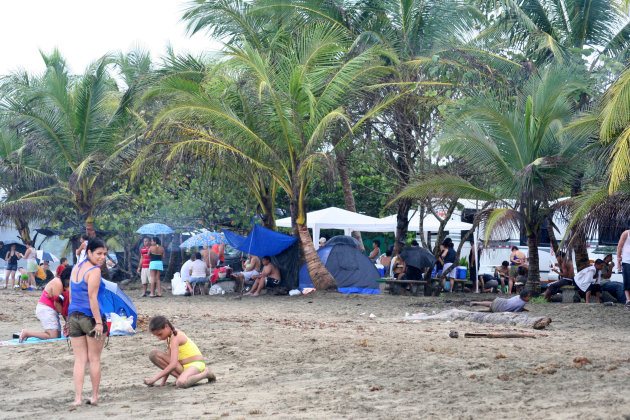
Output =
[{"x1": 0, "y1": 337, "x2": 69, "y2": 346}]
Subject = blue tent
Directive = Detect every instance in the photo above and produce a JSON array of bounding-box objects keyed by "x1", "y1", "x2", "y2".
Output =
[
  {"x1": 223, "y1": 224, "x2": 296, "y2": 257},
  {"x1": 99, "y1": 280, "x2": 138, "y2": 330},
  {"x1": 299, "y1": 242, "x2": 380, "y2": 294}
]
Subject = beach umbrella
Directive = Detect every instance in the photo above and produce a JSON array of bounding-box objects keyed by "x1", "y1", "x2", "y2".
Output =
[
  {"x1": 399, "y1": 246, "x2": 436, "y2": 270},
  {"x1": 136, "y1": 223, "x2": 174, "y2": 235},
  {"x1": 0, "y1": 240, "x2": 26, "y2": 257},
  {"x1": 36, "y1": 250, "x2": 60, "y2": 262},
  {"x1": 180, "y1": 231, "x2": 226, "y2": 248}
]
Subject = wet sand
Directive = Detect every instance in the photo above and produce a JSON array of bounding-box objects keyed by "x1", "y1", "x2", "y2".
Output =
[{"x1": 1, "y1": 287, "x2": 629, "y2": 419}]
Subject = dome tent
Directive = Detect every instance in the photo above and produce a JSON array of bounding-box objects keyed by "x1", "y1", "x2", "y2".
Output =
[{"x1": 299, "y1": 241, "x2": 380, "y2": 294}]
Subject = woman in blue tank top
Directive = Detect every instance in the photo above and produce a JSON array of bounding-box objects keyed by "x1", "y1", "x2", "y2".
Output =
[{"x1": 68, "y1": 237, "x2": 108, "y2": 406}]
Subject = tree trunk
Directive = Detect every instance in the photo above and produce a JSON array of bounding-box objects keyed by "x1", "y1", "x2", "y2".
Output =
[
  {"x1": 15, "y1": 218, "x2": 31, "y2": 242},
  {"x1": 85, "y1": 216, "x2": 96, "y2": 238},
  {"x1": 336, "y1": 152, "x2": 364, "y2": 250},
  {"x1": 526, "y1": 233, "x2": 540, "y2": 294},
  {"x1": 547, "y1": 215, "x2": 559, "y2": 255},
  {"x1": 298, "y1": 224, "x2": 337, "y2": 290},
  {"x1": 164, "y1": 234, "x2": 179, "y2": 282},
  {"x1": 570, "y1": 174, "x2": 590, "y2": 271},
  {"x1": 259, "y1": 194, "x2": 276, "y2": 230},
  {"x1": 395, "y1": 198, "x2": 412, "y2": 253}
]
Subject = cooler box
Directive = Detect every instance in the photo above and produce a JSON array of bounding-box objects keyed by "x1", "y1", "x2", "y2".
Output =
[{"x1": 455, "y1": 266, "x2": 467, "y2": 279}]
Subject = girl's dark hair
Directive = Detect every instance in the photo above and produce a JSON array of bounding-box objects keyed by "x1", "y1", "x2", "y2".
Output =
[
  {"x1": 25, "y1": 240, "x2": 33, "y2": 246},
  {"x1": 149, "y1": 316, "x2": 177, "y2": 335},
  {"x1": 82, "y1": 234, "x2": 90, "y2": 241},
  {"x1": 153, "y1": 236, "x2": 161, "y2": 245},
  {"x1": 442, "y1": 238, "x2": 454, "y2": 248},
  {"x1": 87, "y1": 238, "x2": 107, "y2": 253},
  {"x1": 60, "y1": 265, "x2": 73, "y2": 288}
]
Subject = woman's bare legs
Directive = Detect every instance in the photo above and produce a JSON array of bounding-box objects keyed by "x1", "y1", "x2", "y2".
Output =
[
  {"x1": 86, "y1": 335, "x2": 105, "y2": 405},
  {"x1": 27, "y1": 272, "x2": 36, "y2": 288},
  {"x1": 150, "y1": 270, "x2": 162, "y2": 297},
  {"x1": 8, "y1": 270, "x2": 16, "y2": 289},
  {"x1": 70, "y1": 336, "x2": 88, "y2": 406},
  {"x1": 19, "y1": 328, "x2": 59, "y2": 343}
]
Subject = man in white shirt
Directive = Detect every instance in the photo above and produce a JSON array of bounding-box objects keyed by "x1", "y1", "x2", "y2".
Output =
[
  {"x1": 617, "y1": 229, "x2": 630, "y2": 306},
  {"x1": 574, "y1": 259, "x2": 604, "y2": 304},
  {"x1": 180, "y1": 254, "x2": 194, "y2": 295},
  {"x1": 189, "y1": 252, "x2": 209, "y2": 295}
]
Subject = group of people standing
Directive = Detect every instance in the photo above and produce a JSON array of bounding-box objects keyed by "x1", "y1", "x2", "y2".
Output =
[{"x1": 2, "y1": 241, "x2": 39, "y2": 290}]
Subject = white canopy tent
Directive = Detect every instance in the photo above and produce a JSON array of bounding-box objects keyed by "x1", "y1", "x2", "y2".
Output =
[
  {"x1": 276, "y1": 207, "x2": 397, "y2": 249},
  {"x1": 380, "y1": 211, "x2": 473, "y2": 234}
]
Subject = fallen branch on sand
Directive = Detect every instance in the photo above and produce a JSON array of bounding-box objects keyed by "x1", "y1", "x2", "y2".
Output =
[{"x1": 401, "y1": 309, "x2": 552, "y2": 330}]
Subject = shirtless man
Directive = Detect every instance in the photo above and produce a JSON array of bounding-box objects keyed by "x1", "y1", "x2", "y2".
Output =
[
  {"x1": 246, "y1": 256, "x2": 281, "y2": 296},
  {"x1": 235, "y1": 254, "x2": 261, "y2": 293},
  {"x1": 508, "y1": 246, "x2": 528, "y2": 289},
  {"x1": 544, "y1": 251, "x2": 574, "y2": 301}
]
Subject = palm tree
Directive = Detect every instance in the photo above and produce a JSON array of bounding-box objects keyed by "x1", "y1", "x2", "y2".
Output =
[
  {"x1": 392, "y1": 67, "x2": 591, "y2": 292},
  {"x1": 147, "y1": 23, "x2": 398, "y2": 289},
  {"x1": 1, "y1": 50, "x2": 147, "y2": 237},
  {"x1": 0, "y1": 120, "x2": 49, "y2": 242},
  {"x1": 487, "y1": 0, "x2": 630, "y2": 67},
  {"x1": 243, "y1": 0, "x2": 523, "y2": 249}
]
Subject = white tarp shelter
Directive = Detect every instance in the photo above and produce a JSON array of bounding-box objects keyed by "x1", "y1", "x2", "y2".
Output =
[{"x1": 276, "y1": 207, "x2": 397, "y2": 249}]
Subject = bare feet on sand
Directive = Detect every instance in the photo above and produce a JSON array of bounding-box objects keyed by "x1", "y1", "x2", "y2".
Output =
[
  {"x1": 70, "y1": 399, "x2": 82, "y2": 406},
  {"x1": 18, "y1": 329, "x2": 26, "y2": 343}
]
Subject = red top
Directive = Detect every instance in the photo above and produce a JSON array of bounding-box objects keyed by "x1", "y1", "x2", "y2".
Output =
[
  {"x1": 56, "y1": 265, "x2": 66, "y2": 277},
  {"x1": 141, "y1": 247, "x2": 150, "y2": 268}
]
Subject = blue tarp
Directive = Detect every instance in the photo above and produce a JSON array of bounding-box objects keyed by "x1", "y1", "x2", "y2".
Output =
[
  {"x1": 223, "y1": 224, "x2": 297, "y2": 257},
  {"x1": 99, "y1": 280, "x2": 138, "y2": 329},
  {"x1": 299, "y1": 242, "x2": 380, "y2": 294}
]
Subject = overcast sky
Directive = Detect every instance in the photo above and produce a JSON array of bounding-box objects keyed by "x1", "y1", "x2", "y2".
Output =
[{"x1": 0, "y1": 0, "x2": 220, "y2": 76}]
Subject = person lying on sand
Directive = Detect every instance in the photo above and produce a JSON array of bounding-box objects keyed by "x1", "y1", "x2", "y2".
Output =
[
  {"x1": 19, "y1": 268, "x2": 70, "y2": 342},
  {"x1": 470, "y1": 289, "x2": 531, "y2": 312},
  {"x1": 144, "y1": 316, "x2": 216, "y2": 388}
]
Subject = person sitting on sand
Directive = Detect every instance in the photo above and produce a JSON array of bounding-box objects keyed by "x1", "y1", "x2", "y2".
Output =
[
  {"x1": 600, "y1": 254, "x2": 626, "y2": 303},
  {"x1": 144, "y1": 316, "x2": 216, "y2": 388},
  {"x1": 19, "y1": 268, "x2": 70, "y2": 342},
  {"x1": 246, "y1": 256, "x2": 281, "y2": 296},
  {"x1": 543, "y1": 251, "x2": 575, "y2": 301},
  {"x1": 477, "y1": 274, "x2": 500, "y2": 293},
  {"x1": 235, "y1": 254, "x2": 260, "y2": 293},
  {"x1": 470, "y1": 289, "x2": 531, "y2": 312},
  {"x1": 494, "y1": 261, "x2": 510, "y2": 292},
  {"x1": 574, "y1": 259, "x2": 604, "y2": 303}
]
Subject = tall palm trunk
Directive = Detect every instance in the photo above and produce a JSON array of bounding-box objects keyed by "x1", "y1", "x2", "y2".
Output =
[
  {"x1": 336, "y1": 152, "x2": 364, "y2": 250},
  {"x1": 526, "y1": 233, "x2": 540, "y2": 293},
  {"x1": 85, "y1": 215, "x2": 96, "y2": 238},
  {"x1": 298, "y1": 224, "x2": 337, "y2": 290},
  {"x1": 395, "y1": 198, "x2": 412, "y2": 252}
]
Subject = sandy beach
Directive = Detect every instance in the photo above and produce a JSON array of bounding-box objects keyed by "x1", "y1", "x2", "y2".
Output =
[{"x1": 1, "y1": 286, "x2": 629, "y2": 420}]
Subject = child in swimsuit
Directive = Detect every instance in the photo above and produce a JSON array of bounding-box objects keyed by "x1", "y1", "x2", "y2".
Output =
[{"x1": 144, "y1": 316, "x2": 216, "y2": 388}]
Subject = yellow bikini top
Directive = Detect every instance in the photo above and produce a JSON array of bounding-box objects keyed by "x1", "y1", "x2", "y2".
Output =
[{"x1": 168, "y1": 331, "x2": 202, "y2": 361}]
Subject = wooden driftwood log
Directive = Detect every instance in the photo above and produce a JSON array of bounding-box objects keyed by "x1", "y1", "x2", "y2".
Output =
[
  {"x1": 464, "y1": 332, "x2": 537, "y2": 338},
  {"x1": 402, "y1": 309, "x2": 552, "y2": 330}
]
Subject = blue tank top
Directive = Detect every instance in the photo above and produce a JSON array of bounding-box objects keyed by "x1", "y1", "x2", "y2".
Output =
[{"x1": 68, "y1": 262, "x2": 106, "y2": 318}]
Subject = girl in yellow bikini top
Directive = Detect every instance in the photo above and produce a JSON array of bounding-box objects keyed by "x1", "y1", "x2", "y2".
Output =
[{"x1": 144, "y1": 316, "x2": 216, "y2": 388}]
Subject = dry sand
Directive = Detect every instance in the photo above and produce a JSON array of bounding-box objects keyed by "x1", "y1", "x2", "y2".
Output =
[{"x1": 1, "y1": 286, "x2": 629, "y2": 420}]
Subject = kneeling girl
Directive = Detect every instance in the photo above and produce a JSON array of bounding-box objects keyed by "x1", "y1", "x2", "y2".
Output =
[{"x1": 144, "y1": 316, "x2": 216, "y2": 388}]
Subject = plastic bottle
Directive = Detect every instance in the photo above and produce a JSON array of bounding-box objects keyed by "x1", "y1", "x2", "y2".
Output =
[{"x1": 118, "y1": 308, "x2": 127, "y2": 319}]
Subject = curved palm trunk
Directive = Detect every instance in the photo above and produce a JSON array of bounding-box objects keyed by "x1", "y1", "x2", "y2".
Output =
[
  {"x1": 573, "y1": 230, "x2": 591, "y2": 272},
  {"x1": 526, "y1": 234, "x2": 541, "y2": 294},
  {"x1": 298, "y1": 224, "x2": 337, "y2": 290},
  {"x1": 336, "y1": 152, "x2": 364, "y2": 250},
  {"x1": 15, "y1": 218, "x2": 31, "y2": 242},
  {"x1": 259, "y1": 194, "x2": 276, "y2": 230}
]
